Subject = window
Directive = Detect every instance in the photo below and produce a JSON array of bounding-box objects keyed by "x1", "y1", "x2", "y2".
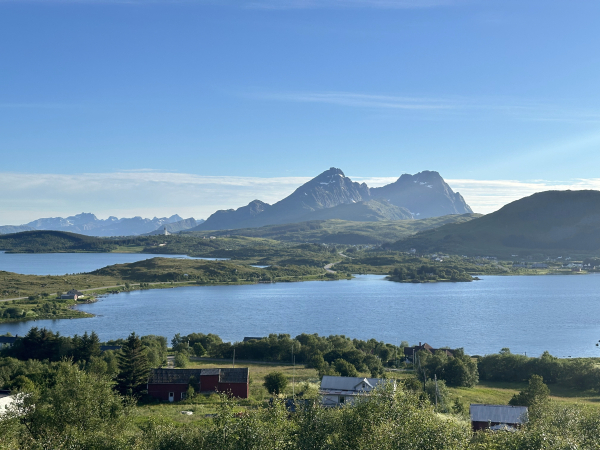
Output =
[
  {"x1": 181, "y1": 392, "x2": 187, "y2": 399},
  {"x1": 339, "y1": 396, "x2": 345, "y2": 404}
]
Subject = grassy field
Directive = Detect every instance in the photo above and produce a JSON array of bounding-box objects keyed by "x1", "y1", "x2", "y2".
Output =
[{"x1": 134, "y1": 363, "x2": 600, "y2": 426}]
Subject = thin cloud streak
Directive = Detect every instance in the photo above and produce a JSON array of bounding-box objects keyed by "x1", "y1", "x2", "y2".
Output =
[
  {"x1": 2, "y1": 171, "x2": 600, "y2": 224},
  {"x1": 252, "y1": 90, "x2": 600, "y2": 123},
  {"x1": 246, "y1": 0, "x2": 458, "y2": 10},
  {"x1": 0, "y1": 0, "x2": 457, "y2": 5}
]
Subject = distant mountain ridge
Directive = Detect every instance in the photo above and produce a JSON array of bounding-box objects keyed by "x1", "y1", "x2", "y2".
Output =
[
  {"x1": 392, "y1": 190, "x2": 600, "y2": 257},
  {"x1": 192, "y1": 167, "x2": 472, "y2": 231},
  {"x1": 0, "y1": 213, "x2": 203, "y2": 237}
]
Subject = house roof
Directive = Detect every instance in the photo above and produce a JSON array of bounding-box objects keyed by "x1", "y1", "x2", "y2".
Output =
[
  {"x1": 219, "y1": 368, "x2": 249, "y2": 383},
  {"x1": 0, "y1": 337, "x2": 17, "y2": 344},
  {"x1": 470, "y1": 404, "x2": 528, "y2": 424},
  {"x1": 320, "y1": 376, "x2": 389, "y2": 392},
  {"x1": 403, "y1": 343, "x2": 454, "y2": 358},
  {"x1": 148, "y1": 368, "x2": 249, "y2": 385}
]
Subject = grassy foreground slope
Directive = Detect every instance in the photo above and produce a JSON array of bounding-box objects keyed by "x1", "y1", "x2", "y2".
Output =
[
  {"x1": 194, "y1": 214, "x2": 481, "y2": 245},
  {"x1": 393, "y1": 190, "x2": 600, "y2": 257}
]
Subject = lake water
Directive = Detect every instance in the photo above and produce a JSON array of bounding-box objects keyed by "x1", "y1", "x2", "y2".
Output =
[
  {"x1": 0, "y1": 252, "x2": 226, "y2": 275},
  {"x1": 2, "y1": 272, "x2": 600, "y2": 357}
]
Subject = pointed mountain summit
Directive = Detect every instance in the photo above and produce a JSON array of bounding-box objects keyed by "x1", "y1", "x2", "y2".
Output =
[
  {"x1": 194, "y1": 168, "x2": 472, "y2": 231},
  {"x1": 370, "y1": 170, "x2": 472, "y2": 218}
]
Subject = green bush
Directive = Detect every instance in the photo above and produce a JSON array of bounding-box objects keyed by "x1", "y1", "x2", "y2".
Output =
[
  {"x1": 174, "y1": 352, "x2": 189, "y2": 368},
  {"x1": 263, "y1": 371, "x2": 288, "y2": 395}
]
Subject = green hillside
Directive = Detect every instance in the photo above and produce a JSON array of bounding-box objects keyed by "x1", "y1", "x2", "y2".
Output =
[
  {"x1": 195, "y1": 214, "x2": 482, "y2": 245},
  {"x1": 393, "y1": 190, "x2": 600, "y2": 257},
  {"x1": 0, "y1": 230, "x2": 117, "y2": 253}
]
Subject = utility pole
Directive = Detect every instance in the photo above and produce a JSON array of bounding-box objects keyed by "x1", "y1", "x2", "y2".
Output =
[
  {"x1": 292, "y1": 343, "x2": 295, "y2": 397},
  {"x1": 232, "y1": 348, "x2": 235, "y2": 368},
  {"x1": 434, "y1": 374, "x2": 439, "y2": 409}
]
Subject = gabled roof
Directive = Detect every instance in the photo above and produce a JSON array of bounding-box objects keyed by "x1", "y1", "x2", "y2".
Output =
[
  {"x1": 0, "y1": 336, "x2": 17, "y2": 344},
  {"x1": 220, "y1": 368, "x2": 249, "y2": 383},
  {"x1": 148, "y1": 368, "x2": 249, "y2": 385},
  {"x1": 404, "y1": 343, "x2": 454, "y2": 358},
  {"x1": 67, "y1": 289, "x2": 84, "y2": 295},
  {"x1": 149, "y1": 369, "x2": 204, "y2": 384},
  {"x1": 470, "y1": 404, "x2": 528, "y2": 424},
  {"x1": 320, "y1": 376, "x2": 388, "y2": 392}
]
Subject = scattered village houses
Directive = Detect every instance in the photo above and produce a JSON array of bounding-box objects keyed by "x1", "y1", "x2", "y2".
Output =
[
  {"x1": 147, "y1": 368, "x2": 249, "y2": 402},
  {"x1": 319, "y1": 375, "x2": 395, "y2": 407},
  {"x1": 470, "y1": 404, "x2": 528, "y2": 431}
]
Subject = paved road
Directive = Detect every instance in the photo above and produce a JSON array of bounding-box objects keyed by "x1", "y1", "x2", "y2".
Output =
[{"x1": 324, "y1": 262, "x2": 340, "y2": 273}]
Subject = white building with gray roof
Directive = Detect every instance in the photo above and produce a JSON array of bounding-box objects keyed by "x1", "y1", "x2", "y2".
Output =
[{"x1": 319, "y1": 375, "x2": 394, "y2": 407}]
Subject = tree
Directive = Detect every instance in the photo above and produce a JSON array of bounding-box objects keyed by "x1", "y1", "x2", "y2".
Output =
[
  {"x1": 193, "y1": 342, "x2": 206, "y2": 356},
  {"x1": 174, "y1": 351, "x2": 189, "y2": 368},
  {"x1": 263, "y1": 371, "x2": 288, "y2": 395},
  {"x1": 1, "y1": 361, "x2": 131, "y2": 449},
  {"x1": 509, "y1": 374, "x2": 550, "y2": 407},
  {"x1": 116, "y1": 332, "x2": 150, "y2": 396},
  {"x1": 424, "y1": 378, "x2": 450, "y2": 412},
  {"x1": 334, "y1": 358, "x2": 358, "y2": 377}
]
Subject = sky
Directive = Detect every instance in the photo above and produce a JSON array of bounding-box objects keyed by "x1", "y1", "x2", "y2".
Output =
[{"x1": 1, "y1": 0, "x2": 599, "y2": 223}]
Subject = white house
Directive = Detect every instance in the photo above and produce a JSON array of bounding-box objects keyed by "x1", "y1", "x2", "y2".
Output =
[
  {"x1": 0, "y1": 391, "x2": 16, "y2": 418},
  {"x1": 60, "y1": 289, "x2": 84, "y2": 300},
  {"x1": 319, "y1": 376, "x2": 394, "y2": 407}
]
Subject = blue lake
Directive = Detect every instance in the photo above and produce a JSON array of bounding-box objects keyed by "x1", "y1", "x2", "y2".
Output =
[
  {"x1": 2, "y1": 271, "x2": 600, "y2": 357},
  {"x1": 0, "y1": 251, "x2": 225, "y2": 275}
]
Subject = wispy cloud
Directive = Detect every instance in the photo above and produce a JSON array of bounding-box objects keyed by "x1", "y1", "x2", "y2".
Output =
[
  {"x1": 0, "y1": 103, "x2": 78, "y2": 109},
  {"x1": 0, "y1": 0, "x2": 458, "y2": 5},
  {"x1": 250, "y1": 90, "x2": 600, "y2": 123},
  {"x1": 2, "y1": 171, "x2": 599, "y2": 224},
  {"x1": 253, "y1": 91, "x2": 456, "y2": 110},
  {"x1": 245, "y1": 0, "x2": 459, "y2": 10}
]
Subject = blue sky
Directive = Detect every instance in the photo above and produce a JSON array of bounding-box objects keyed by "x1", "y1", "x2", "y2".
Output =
[{"x1": 2, "y1": 0, "x2": 600, "y2": 222}]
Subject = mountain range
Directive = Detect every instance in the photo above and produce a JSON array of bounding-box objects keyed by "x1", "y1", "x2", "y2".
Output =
[
  {"x1": 0, "y1": 213, "x2": 203, "y2": 237},
  {"x1": 392, "y1": 190, "x2": 600, "y2": 257},
  {"x1": 191, "y1": 168, "x2": 472, "y2": 231}
]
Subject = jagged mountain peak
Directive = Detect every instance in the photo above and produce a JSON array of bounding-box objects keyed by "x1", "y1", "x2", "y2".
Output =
[{"x1": 192, "y1": 167, "x2": 473, "y2": 231}]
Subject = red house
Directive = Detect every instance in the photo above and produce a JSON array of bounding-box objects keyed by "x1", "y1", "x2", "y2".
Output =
[{"x1": 147, "y1": 368, "x2": 249, "y2": 402}]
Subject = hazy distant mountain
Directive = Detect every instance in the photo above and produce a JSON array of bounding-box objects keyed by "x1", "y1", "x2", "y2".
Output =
[
  {"x1": 392, "y1": 190, "x2": 600, "y2": 257},
  {"x1": 192, "y1": 167, "x2": 471, "y2": 231},
  {"x1": 0, "y1": 225, "x2": 34, "y2": 235},
  {"x1": 1, "y1": 213, "x2": 199, "y2": 237}
]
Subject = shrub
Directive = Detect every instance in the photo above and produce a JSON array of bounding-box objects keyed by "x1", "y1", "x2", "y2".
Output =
[
  {"x1": 263, "y1": 371, "x2": 288, "y2": 395},
  {"x1": 174, "y1": 352, "x2": 189, "y2": 368}
]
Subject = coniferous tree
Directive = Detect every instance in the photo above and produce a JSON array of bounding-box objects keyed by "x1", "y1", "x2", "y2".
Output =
[{"x1": 116, "y1": 332, "x2": 150, "y2": 396}]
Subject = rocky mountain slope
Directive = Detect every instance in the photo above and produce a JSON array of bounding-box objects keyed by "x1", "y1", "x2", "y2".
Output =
[
  {"x1": 370, "y1": 171, "x2": 471, "y2": 218},
  {"x1": 392, "y1": 190, "x2": 600, "y2": 257},
  {"x1": 193, "y1": 167, "x2": 471, "y2": 231}
]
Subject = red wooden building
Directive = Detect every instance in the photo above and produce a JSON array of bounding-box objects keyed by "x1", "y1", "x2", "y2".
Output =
[{"x1": 147, "y1": 368, "x2": 249, "y2": 402}]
